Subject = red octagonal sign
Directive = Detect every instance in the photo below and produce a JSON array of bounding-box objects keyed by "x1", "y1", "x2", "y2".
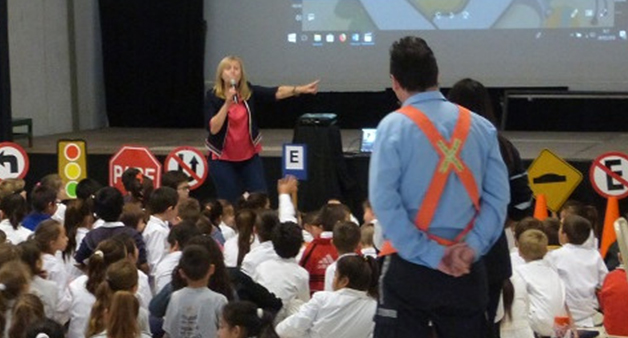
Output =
[{"x1": 109, "y1": 145, "x2": 162, "y2": 193}]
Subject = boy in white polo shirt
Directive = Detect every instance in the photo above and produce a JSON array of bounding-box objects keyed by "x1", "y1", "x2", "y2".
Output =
[
  {"x1": 142, "y1": 187, "x2": 178, "y2": 280},
  {"x1": 546, "y1": 214, "x2": 608, "y2": 327},
  {"x1": 324, "y1": 221, "x2": 361, "y2": 291},
  {"x1": 515, "y1": 229, "x2": 566, "y2": 337}
]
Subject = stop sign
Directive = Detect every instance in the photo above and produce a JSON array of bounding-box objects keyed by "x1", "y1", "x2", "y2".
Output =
[{"x1": 109, "y1": 146, "x2": 162, "y2": 193}]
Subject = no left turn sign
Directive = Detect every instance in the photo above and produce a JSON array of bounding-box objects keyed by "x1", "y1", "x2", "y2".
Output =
[
  {"x1": 590, "y1": 152, "x2": 628, "y2": 199},
  {"x1": 165, "y1": 146, "x2": 208, "y2": 190},
  {"x1": 0, "y1": 142, "x2": 29, "y2": 181}
]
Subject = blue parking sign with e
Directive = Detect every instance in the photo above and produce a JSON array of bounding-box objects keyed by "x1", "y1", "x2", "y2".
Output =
[{"x1": 282, "y1": 144, "x2": 307, "y2": 180}]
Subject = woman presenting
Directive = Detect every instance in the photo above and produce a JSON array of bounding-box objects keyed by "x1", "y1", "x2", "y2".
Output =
[{"x1": 205, "y1": 55, "x2": 319, "y2": 203}]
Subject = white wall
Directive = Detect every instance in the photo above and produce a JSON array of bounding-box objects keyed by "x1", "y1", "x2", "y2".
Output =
[{"x1": 8, "y1": 0, "x2": 105, "y2": 136}]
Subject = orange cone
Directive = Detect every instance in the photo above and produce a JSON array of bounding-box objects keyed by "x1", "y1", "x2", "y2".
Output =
[
  {"x1": 534, "y1": 194, "x2": 549, "y2": 220},
  {"x1": 600, "y1": 197, "x2": 620, "y2": 259}
]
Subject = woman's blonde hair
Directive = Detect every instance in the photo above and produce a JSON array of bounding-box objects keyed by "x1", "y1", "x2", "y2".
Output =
[{"x1": 213, "y1": 56, "x2": 252, "y2": 100}]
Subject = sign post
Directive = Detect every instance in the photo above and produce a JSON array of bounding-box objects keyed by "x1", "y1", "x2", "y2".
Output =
[
  {"x1": 164, "y1": 146, "x2": 208, "y2": 190},
  {"x1": 109, "y1": 145, "x2": 162, "y2": 193},
  {"x1": 0, "y1": 142, "x2": 29, "y2": 181}
]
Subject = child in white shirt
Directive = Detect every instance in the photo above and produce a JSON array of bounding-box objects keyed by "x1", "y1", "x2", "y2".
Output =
[
  {"x1": 143, "y1": 187, "x2": 178, "y2": 277},
  {"x1": 360, "y1": 223, "x2": 377, "y2": 258},
  {"x1": 223, "y1": 209, "x2": 259, "y2": 268},
  {"x1": 510, "y1": 229, "x2": 564, "y2": 337},
  {"x1": 324, "y1": 221, "x2": 360, "y2": 291},
  {"x1": 85, "y1": 260, "x2": 151, "y2": 337},
  {"x1": 34, "y1": 219, "x2": 69, "y2": 315},
  {"x1": 240, "y1": 210, "x2": 280, "y2": 276},
  {"x1": 254, "y1": 222, "x2": 309, "y2": 321},
  {"x1": 546, "y1": 215, "x2": 608, "y2": 327},
  {"x1": 0, "y1": 193, "x2": 32, "y2": 245},
  {"x1": 153, "y1": 221, "x2": 200, "y2": 293},
  {"x1": 276, "y1": 255, "x2": 378, "y2": 338},
  {"x1": 510, "y1": 217, "x2": 545, "y2": 269},
  {"x1": 65, "y1": 239, "x2": 127, "y2": 338},
  {"x1": 18, "y1": 240, "x2": 59, "y2": 321}
]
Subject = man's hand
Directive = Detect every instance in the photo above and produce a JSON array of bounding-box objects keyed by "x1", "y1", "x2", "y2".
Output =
[
  {"x1": 437, "y1": 243, "x2": 475, "y2": 277},
  {"x1": 277, "y1": 175, "x2": 298, "y2": 195}
]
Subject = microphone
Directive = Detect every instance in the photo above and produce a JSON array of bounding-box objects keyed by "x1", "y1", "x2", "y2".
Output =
[{"x1": 230, "y1": 79, "x2": 238, "y2": 104}]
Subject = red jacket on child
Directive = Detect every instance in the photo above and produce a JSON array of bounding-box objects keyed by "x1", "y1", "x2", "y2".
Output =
[
  {"x1": 299, "y1": 234, "x2": 338, "y2": 294},
  {"x1": 599, "y1": 267, "x2": 628, "y2": 336}
]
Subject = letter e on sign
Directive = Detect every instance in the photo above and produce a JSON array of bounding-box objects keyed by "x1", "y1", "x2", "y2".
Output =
[
  {"x1": 282, "y1": 144, "x2": 307, "y2": 180},
  {"x1": 590, "y1": 152, "x2": 628, "y2": 199}
]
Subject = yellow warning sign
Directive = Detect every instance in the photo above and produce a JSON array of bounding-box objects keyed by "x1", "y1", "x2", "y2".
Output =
[{"x1": 528, "y1": 149, "x2": 582, "y2": 212}]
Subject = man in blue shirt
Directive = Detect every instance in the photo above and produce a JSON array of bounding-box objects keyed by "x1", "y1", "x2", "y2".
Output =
[{"x1": 369, "y1": 36, "x2": 510, "y2": 338}]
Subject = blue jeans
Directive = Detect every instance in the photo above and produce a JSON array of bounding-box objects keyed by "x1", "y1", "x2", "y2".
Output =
[{"x1": 209, "y1": 154, "x2": 267, "y2": 204}]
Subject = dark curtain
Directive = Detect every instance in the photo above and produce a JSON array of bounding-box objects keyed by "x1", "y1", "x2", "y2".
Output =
[
  {"x1": 99, "y1": 0, "x2": 204, "y2": 127},
  {"x1": 293, "y1": 124, "x2": 360, "y2": 212},
  {"x1": 0, "y1": 0, "x2": 11, "y2": 141}
]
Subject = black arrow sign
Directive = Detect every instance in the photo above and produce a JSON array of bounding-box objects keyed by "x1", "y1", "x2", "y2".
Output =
[
  {"x1": 0, "y1": 151, "x2": 18, "y2": 173},
  {"x1": 189, "y1": 156, "x2": 199, "y2": 173}
]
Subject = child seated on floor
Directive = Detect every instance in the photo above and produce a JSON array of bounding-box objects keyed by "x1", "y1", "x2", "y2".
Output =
[
  {"x1": 512, "y1": 229, "x2": 565, "y2": 337},
  {"x1": 324, "y1": 221, "x2": 361, "y2": 291},
  {"x1": 299, "y1": 204, "x2": 350, "y2": 294},
  {"x1": 546, "y1": 215, "x2": 608, "y2": 328},
  {"x1": 253, "y1": 221, "x2": 309, "y2": 322},
  {"x1": 218, "y1": 301, "x2": 278, "y2": 338},
  {"x1": 510, "y1": 217, "x2": 545, "y2": 268},
  {"x1": 360, "y1": 223, "x2": 377, "y2": 258},
  {"x1": 276, "y1": 255, "x2": 378, "y2": 338},
  {"x1": 163, "y1": 244, "x2": 228, "y2": 338}
]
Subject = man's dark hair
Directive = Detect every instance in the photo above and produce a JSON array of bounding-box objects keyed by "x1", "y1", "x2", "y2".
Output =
[
  {"x1": 390, "y1": 36, "x2": 438, "y2": 92},
  {"x1": 272, "y1": 222, "x2": 303, "y2": 259},
  {"x1": 147, "y1": 187, "x2": 178, "y2": 215}
]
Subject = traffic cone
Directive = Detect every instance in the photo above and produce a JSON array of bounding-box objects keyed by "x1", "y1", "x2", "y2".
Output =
[
  {"x1": 534, "y1": 194, "x2": 549, "y2": 220},
  {"x1": 600, "y1": 197, "x2": 620, "y2": 259}
]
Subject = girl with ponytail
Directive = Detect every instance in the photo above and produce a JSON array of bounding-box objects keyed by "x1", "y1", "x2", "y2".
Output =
[
  {"x1": 218, "y1": 301, "x2": 278, "y2": 338},
  {"x1": 276, "y1": 255, "x2": 379, "y2": 338},
  {"x1": 88, "y1": 291, "x2": 151, "y2": 338},
  {"x1": 223, "y1": 209, "x2": 259, "y2": 267},
  {"x1": 66, "y1": 238, "x2": 126, "y2": 338},
  {"x1": 0, "y1": 261, "x2": 31, "y2": 336},
  {"x1": 86, "y1": 260, "x2": 150, "y2": 337}
]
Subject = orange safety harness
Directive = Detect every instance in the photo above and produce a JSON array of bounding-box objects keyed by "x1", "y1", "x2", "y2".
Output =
[{"x1": 379, "y1": 105, "x2": 480, "y2": 256}]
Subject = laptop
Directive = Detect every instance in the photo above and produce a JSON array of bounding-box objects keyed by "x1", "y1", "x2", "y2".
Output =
[{"x1": 360, "y1": 128, "x2": 377, "y2": 153}]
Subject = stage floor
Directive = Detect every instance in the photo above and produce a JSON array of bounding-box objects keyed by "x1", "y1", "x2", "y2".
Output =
[{"x1": 20, "y1": 128, "x2": 628, "y2": 161}]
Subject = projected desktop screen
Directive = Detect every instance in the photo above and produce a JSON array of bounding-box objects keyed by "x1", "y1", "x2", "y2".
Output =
[{"x1": 205, "y1": 1, "x2": 628, "y2": 91}]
